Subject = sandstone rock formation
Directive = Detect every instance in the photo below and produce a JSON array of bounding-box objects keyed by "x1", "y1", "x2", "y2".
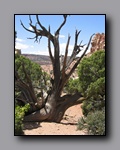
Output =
[{"x1": 90, "y1": 33, "x2": 105, "y2": 53}]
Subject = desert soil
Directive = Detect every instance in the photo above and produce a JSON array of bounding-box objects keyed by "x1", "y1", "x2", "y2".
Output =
[{"x1": 23, "y1": 104, "x2": 87, "y2": 135}]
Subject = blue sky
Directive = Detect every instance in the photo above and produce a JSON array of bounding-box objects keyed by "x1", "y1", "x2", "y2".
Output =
[{"x1": 15, "y1": 14, "x2": 105, "y2": 56}]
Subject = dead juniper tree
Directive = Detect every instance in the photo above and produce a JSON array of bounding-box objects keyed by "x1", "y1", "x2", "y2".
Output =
[{"x1": 15, "y1": 15, "x2": 94, "y2": 122}]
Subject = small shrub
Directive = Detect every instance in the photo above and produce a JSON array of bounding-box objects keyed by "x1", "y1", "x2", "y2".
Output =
[
  {"x1": 15, "y1": 103, "x2": 30, "y2": 135},
  {"x1": 77, "y1": 109, "x2": 105, "y2": 135}
]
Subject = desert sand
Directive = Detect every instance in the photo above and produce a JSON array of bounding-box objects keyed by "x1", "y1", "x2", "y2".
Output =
[{"x1": 23, "y1": 104, "x2": 87, "y2": 135}]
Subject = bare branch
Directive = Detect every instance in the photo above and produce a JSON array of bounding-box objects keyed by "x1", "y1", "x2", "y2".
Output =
[
  {"x1": 74, "y1": 30, "x2": 81, "y2": 47},
  {"x1": 15, "y1": 62, "x2": 38, "y2": 104},
  {"x1": 65, "y1": 30, "x2": 82, "y2": 70},
  {"x1": 66, "y1": 33, "x2": 95, "y2": 79},
  {"x1": 29, "y1": 15, "x2": 32, "y2": 24},
  {"x1": 21, "y1": 18, "x2": 42, "y2": 43},
  {"x1": 15, "y1": 73, "x2": 36, "y2": 103},
  {"x1": 62, "y1": 35, "x2": 71, "y2": 78},
  {"x1": 21, "y1": 16, "x2": 54, "y2": 44},
  {"x1": 79, "y1": 33, "x2": 95, "y2": 59},
  {"x1": 55, "y1": 15, "x2": 67, "y2": 36},
  {"x1": 58, "y1": 92, "x2": 84, "y2": 107},
  {"x1": 36, "y1": 15, "x2": 48, "y2": 32},
  {"x1": 72, "y1": 97, "x2": 85, "y2": 106},
  {"x1": 58, "y1": 32, "x2": 93, "y2": 93},
  {"x1": 27, "y1": 35, "x2": 42, "y2": 43},
  {"x1": 79, "y1": 40, "x2": 83, "y2": 46},
  {"x1": 20, "y1": 20, "x2": 35, "y2": 33},
  {"x1": 48, "y1": 25, "x2": 54, "y2": 65},
  {"x1": 16, "y1": 98, "x2": 28, "y2": 105}
]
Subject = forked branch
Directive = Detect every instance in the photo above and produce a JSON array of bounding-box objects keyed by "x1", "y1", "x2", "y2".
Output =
[
  {"x1": 66, "y1": 33, "x2": 95, "y2": 79},
  {"x1": 55, "y1": 15, "x2": 68, "y2": 36},
  {"x1": 66, "y1": 30, "x2": 84, "y2": 70},
  {"x1": 20, "y1": 15, "x2": 54, "y2": 44}
]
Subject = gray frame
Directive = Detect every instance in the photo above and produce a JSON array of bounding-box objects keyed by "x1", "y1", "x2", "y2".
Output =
[{"x1": 0, "y1": 0, "x2": 118, "y2": 149}]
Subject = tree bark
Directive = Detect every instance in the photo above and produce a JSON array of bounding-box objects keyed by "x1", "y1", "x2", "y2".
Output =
[{"x1": 23, "y1": 91, "x2": 84, "y2": 123}]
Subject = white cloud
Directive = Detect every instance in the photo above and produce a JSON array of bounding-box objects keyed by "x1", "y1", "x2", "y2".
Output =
[
  {"x1": 30, "y1": 45, "x2": 34, "y2": 48},
  {"x1": 59, "y1": 35, "x2": 65, "y2": 38},
  {"x1": 29, "y1": 26, "x2": 33, "y2": 31},
  {"x1": 15, "y1": 42, "x2": 29, "y2": 50},
  {"x1": 16, "y1": 38, "x2": 25, "y2": 42},
  {"x1": 15, "y1": 38, "x2": 34, "y2": 50},
  {"x1": 20, "y1": 42, "x2": 90, "y2": 56},
  {"x1": 60, "y1": 43, "x2": 74, "y2": 55}
]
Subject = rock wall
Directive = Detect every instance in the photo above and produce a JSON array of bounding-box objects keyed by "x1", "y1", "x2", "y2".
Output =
[{"x1": 90, "y1": 33, "x2": 105, "y2": 53}]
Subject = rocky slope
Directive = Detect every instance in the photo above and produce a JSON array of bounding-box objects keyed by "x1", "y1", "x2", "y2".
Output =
[{"x1": 22, "y1": 54, "x2": 51, "y2": 65}]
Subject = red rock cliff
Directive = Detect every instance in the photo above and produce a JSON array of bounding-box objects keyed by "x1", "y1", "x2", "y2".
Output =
[{"x1": 90, "y1": 33, "x2": 105, "y2": 53}]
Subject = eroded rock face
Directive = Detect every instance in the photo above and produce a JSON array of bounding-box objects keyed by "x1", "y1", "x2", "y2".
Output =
[{"x1": 90, "y1": 33, "x2": 105, "y2": 53}]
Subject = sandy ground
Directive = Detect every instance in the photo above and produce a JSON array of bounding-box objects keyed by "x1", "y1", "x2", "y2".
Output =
[{"x1": 23, "y1": 104, "x2": 87, "y2": 135}]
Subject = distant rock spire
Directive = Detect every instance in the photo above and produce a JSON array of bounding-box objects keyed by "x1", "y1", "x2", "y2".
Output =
[{"x1": 90, "y1": 33, "x2": 105, "y2": 53}]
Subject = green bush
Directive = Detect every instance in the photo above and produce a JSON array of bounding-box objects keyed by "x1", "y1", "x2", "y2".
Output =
[
  {"x1": 15, "y1": 54, "x2": 50, "y2": 102},
  {"x1": 15, "y1": 54, "x2": 48, "y2": 86},
  {"x1": 77, "y1": 109, "x2": 105, "y2": 135},
  {"x1": 65, "y1": 78, "x2": 80, "y2": 94},
  {"x1": 15, "y1": 103, "x2": 30, "y2": 135},
  {"x1": 78, "y1": 50, "x2": 105, "y2": 116},
  {"x1": 76, "y1": 50, "x2": 105, "y2": 135}
]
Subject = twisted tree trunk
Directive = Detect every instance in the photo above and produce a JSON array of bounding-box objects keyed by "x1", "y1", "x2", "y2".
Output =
[{"x1": 23, "y1": 91, "x2": 84, "y2": 122}]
